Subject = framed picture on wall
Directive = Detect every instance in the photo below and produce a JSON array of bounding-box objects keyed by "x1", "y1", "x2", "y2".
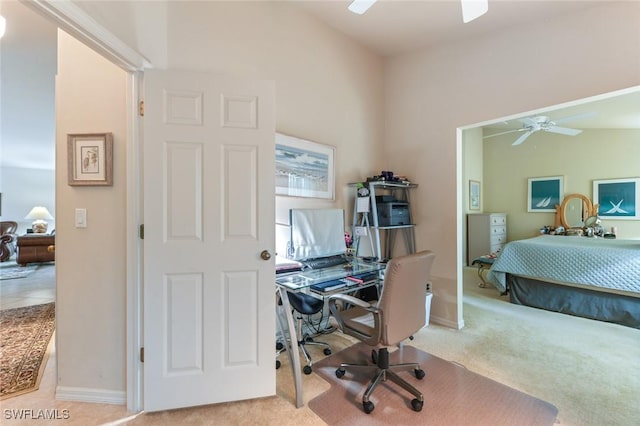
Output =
[
  {"x1": 469, "y1": 180, "x2": 480, "y2": 210},
  {"x1": 528, "y1": 176, "x2": 563, "y2": 212},
  {"x1": 593, "y1": 178, "x2": 640, "y2": 220},
  {"x1": 275, "y1": 132, "x2": 335, "y2": 200},
  {"x1": 67, "y1": 133, "x2": 114, "y2": 186}
]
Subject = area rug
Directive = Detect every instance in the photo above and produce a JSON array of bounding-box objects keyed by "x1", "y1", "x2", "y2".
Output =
[
  {"x1": 0, "y1": 264, "x2": 39, "y2": 280},
  {"x1": 0, "y1": 303, "x2": 55, "y2": 399},
  {"x1": 309, "y1": 342, "x2": 558, "y2": 425}
]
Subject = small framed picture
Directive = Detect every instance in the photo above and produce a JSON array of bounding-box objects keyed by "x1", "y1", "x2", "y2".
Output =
[
  {"x1": 469, "y1": 180, "x2": 480, "y2": 210},
  {"x1": 528, "y1": 176, "x2": 563, "y2": 212},
  {"x1": 593, "y1": 178, "x2": 640, "y2": 220},
  {"x1": 67, "y1": 133, "x2": 113, "y2": 186}
]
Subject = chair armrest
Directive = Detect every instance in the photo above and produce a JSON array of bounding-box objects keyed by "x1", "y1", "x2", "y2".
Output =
[
  {"x1": 0, "y1": 234, "x2": 16, "y2": 244},
  {"x1": 328, "y1": 293, "x2": 379, "y2": 312},
  {"x1": 328, "y1": 293, "x2": 382, "y2": 345}
]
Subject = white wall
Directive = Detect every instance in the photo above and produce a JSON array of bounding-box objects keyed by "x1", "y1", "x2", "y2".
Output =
[
  {"x1": 385, "y1": 2, "x2": 640, "y2": 327},
  {"x1": 74, "y1": 0, "x2": 386, "y2": 227},
  {"x1": 0, "y1": 1, "x2": 56, "y2": 233},
  {"x1": 56, "y1": 30, "x2": 128, "y2": 398}
]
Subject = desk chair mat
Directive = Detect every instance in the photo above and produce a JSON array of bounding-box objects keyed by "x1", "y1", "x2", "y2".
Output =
[{"x1": 309, "y1": 342, "x2": 557, "y2": 425}]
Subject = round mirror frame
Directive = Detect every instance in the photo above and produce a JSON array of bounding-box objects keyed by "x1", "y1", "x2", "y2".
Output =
[{"x1": 556, "y1": 193, "x2": 599, "y2": 229}]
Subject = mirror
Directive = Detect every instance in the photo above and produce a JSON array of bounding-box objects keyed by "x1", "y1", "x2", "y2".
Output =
[{"x1": 556, "y1": 194, "x2": 599, "y2": 229}]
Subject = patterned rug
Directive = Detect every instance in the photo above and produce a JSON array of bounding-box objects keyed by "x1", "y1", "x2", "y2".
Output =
[
  {"x1": 0, "y1": 303, "x2": 55, "y2": 399},
  {"x1": 0, "y1": 264, "x2": 40, "y2": 280}
]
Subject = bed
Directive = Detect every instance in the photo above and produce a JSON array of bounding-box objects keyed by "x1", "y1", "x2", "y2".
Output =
[{"x1": 486, "y1": 235, "x2": 640, "y2": 329}]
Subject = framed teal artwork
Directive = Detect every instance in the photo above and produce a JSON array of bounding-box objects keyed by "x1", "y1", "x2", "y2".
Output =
[
  {"x1": 528, "y1": 176, "x2": 563, "y2": 212},
  {"x1": 593, "y1": 178, "x2": 640, "y2": 220}
]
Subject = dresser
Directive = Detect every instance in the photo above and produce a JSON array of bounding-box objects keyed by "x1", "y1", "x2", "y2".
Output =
[
  {"x1": 16, "y1": 234, "x2": 55, "y2": 266},
  {"x1": 467, "y1": 213, "x2": 507, "y2": 265}
]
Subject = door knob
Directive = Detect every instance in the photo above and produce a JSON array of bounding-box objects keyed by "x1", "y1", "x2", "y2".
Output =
[{"x1": 260, "y1": 250, "x2": 272, "y2": 261}]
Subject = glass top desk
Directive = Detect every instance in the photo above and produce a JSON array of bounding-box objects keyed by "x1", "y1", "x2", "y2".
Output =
[{"x1": 275, "y1": 259, "x2": 387, "y2": 408}]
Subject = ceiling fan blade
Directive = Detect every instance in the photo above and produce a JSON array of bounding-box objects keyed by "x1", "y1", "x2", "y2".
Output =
[
  {"x1": 553, "y1": 111, "x2": 596, "y2": 124},
  {"x1": 512, "y1": 131, "x2": 534, "y2": 146},
  {"x1": 546, "y1": 126, "x2": 582, "y2": 136},
  {"x1": 461, "y1": 0, "x2": 488, "y2": 23},
  {"x1": 483, "y1": 128, "x2": 522, "y2": 139}
]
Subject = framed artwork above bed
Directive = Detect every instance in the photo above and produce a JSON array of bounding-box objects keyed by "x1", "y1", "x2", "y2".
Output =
[
  {"x1": 593, "y1": 178, "x2": 640, "y2": 220},
  {"x1": 528, "y1": 176, "x2": 563, "y2": 212}
]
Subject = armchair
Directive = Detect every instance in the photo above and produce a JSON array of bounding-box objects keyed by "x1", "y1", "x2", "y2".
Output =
[
  {"x1": 328, "y1": 250, "x2": 436, "y2": 414},
  {"x1": 1, "y1": 221, "x2": 18, "y2": 262}
]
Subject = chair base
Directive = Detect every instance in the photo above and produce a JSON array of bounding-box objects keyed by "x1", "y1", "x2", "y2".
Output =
[
  {"x1": 336, "y1": 347, "x2": 425, "y2": 414},
  {"x1": 299, "y1": 337, "x2": 332, "y2": 374}
]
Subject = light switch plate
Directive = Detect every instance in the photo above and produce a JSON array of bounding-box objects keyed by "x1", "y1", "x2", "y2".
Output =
[{"x1": 75, "y1": 208, "x2": 87, "y2": 228}]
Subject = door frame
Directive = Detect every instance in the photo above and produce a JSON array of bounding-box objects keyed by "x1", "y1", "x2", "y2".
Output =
[{"x1": 26, "y1": 0, "x2": 147, "y2": 412}]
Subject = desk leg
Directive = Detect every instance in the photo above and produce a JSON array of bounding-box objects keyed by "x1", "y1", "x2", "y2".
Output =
[{"x1": 277, "y1": 287, "x2": 304, "y2": 408}]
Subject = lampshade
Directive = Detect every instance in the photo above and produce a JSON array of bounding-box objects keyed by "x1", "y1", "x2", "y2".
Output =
[
  {"x1": 25, "y1": 206, "x2": 54, "y2": 220},
  {"x1": 25, "y1": 206, "x2": 54, "y2": 233}
]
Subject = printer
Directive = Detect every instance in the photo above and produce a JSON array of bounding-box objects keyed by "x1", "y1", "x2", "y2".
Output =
[{"x1": 372, "y1": 197, "x2": 411, "y2": 226}]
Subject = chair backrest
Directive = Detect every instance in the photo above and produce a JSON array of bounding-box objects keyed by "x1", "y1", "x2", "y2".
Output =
[
  {"x1": 1, "y1": 221, "x2": 18, "y2": 235},
  {"x1": 377, "y1": 250, "x2": 436, "y2": 346}
]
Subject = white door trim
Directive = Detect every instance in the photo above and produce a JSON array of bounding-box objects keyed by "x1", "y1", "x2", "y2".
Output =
[{"x1": 25, "y1": 0, "x2": 147, "y2": 412}]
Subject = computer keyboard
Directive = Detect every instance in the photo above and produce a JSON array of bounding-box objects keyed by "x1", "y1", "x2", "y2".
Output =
[{"x1": 303, "y1": 255, "x2": 348, "y2": 269}]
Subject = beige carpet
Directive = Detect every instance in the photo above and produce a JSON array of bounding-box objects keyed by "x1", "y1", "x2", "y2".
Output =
[
  {"x1": 309, "y1": 342, "x2": 558, "y2": 425},
  {"x1": 0, "y1": 303, "x2": 55, "y2": 399}
]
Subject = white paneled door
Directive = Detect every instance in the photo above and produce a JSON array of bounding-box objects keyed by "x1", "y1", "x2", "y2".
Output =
[{"x1": 143, "y1": 70, "x2": 275, "y2": 411}]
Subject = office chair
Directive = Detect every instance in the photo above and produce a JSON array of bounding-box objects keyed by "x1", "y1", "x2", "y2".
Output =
[
  {"x1": 328, "y1": 250, "x2": 436, "y2": 414},
  {"x1": 286, "y1": 291, "x2": 332, "y2": 374}
]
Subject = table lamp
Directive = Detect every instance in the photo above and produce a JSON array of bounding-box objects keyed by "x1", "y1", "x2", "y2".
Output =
[{"x1": 25, "y1": 206, "x2": 54, "y2": 234}]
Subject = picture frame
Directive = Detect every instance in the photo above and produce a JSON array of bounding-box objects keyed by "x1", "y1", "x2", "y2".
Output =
[
  {"x1": 528, "y1": 176, "x2": 563, "y2": 212},
  {"x1": 593, "y1": 178, "x2": 640, "y2": 220},
  {"x1": 67, "y1": 133, "x2": 113, "y2": 186},
  {"x1": 275, "y1": 132, "x2": 335, "y2": 200},
  {"x1": 469, "y1": 180, "x2": 480, "y2": 210}
]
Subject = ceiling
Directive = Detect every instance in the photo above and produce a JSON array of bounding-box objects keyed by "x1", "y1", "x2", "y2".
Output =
[
  {"x1": 292, "y1": 0, "x2": 608, "y2": 57},
  {"x1": 292, "y1": 0, "x2": 640, "y2": 131}
]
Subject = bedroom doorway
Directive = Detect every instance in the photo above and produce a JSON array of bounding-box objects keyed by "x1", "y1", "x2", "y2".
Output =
[{"x1": 458, "y1": 86, "x2": 640, "y2": 324}]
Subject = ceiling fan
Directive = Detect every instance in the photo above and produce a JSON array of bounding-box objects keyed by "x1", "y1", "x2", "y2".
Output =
[
  {"x1": 483, "y1": 112, "x2": 596, "y2": 146},
  {"x1": 348, "y1": 0, "x2": 488, "y2": 23}
]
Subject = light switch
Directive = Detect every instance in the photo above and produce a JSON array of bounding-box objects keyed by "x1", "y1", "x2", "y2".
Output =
[{"x1": 75, "y1": 208, "x2": 87, "y2": 228}]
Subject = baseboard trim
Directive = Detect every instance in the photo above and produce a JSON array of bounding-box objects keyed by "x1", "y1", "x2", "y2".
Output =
[
  {"x1": 56, "y1": 386, "x2": 126, "y2": 405},
  {"x1": 431, "y1": 315, "x2": 464, "y2": 330}
]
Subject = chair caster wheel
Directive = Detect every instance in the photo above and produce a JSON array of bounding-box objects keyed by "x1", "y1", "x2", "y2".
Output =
[
  {"x1": 411, "y1": 398, "x2": 423, "y2": 412},
  {"x1": 323, "y1": 348, "x2": 332, "y2": 355},
  {"x1": 414, "y1": 368, "x2": 425, "y2": 379},
  {"x1": 303, "y1": 365, "x2": 312, "y2": 375},
  {"x1": 335, "y1": 368, "x2": 345, "y2": 378},
  {"x1": 276, "y1": 360, "x2": 281, "y2": 369},
  {"x1": 276, "y1": 341, "x2": 284, "y2": 351},
  {"x1": 363, "y1": 401, "x2": 375, "y2": 414}
]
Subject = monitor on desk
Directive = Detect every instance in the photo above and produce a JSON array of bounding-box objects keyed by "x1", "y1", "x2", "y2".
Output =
[{"x1": 287, "y1": 208, "x2": 346, "y2": 261}]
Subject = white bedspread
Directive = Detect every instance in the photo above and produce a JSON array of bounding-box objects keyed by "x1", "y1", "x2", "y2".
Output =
[{"x1": 486, "y1": 236, "x2": 640, "y2": 294}]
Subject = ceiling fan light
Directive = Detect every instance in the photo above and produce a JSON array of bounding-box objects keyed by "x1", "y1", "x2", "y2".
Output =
[
  {"x1": 461, "y1": 0, "x2": 489, "y2": 23},
  {"x1": 348, "y1": 0, "x2": 377, "y2": 15}
]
